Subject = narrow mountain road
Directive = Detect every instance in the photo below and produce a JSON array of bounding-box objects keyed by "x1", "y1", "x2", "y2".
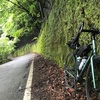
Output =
[{"x1": 0, "y1": 53, "x2": 35, "y2": 100}]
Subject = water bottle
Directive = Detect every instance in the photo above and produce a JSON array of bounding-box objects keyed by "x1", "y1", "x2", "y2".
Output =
[{"x1": 79, "y1": 57, "x2": 87, "y2": 70}]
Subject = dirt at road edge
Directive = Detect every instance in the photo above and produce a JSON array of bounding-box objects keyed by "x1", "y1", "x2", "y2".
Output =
[{"x1": 31, "y1": 54, "x2": 87, "y2": 100}]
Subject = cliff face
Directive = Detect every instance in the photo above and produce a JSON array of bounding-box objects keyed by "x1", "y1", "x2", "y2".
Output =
[
  {"x1": 38, "y1": 0, "x2": 55, "y2": 20},
  {"x1": 37, "y1": 0, "x2": 100, "y2": 66}
]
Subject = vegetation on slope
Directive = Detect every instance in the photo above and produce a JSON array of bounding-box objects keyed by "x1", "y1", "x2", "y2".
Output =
[
  {"x1": 0, "y1": 0, "x2": 54, "y2": 64},
  {"x1": 36, "y1": 0, "x2": 100, "y2": 66}
]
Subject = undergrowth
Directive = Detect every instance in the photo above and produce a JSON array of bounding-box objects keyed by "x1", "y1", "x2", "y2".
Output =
[{"x1": 13, "y1": 43, "x2": 35, "y2": 57}]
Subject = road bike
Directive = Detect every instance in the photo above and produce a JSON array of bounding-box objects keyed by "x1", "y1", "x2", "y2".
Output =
[{"x1": 64, "y1": 22, "x2": 100, "y2": 100}]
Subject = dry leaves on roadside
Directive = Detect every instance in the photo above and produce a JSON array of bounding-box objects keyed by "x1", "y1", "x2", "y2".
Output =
[{"x1": 31, "y1": 55, "x2": 87, "y2": 100}]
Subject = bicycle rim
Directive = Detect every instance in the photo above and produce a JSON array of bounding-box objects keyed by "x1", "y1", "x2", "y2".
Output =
[
  {"x1": 86, "y1": 57, "x2": 100, "y2": 100},
  {"x1": 64, "y1": 53, "x2": 76, "y2": 89}
]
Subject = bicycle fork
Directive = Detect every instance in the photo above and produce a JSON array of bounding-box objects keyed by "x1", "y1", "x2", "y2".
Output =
[{"x1": 91, "y1": 55, "x2": 100, "y2": 92}]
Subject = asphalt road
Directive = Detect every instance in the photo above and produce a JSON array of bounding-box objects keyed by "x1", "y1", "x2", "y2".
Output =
[{"x1": 0, "y1": 54, "x2": 34, "y2": 100}]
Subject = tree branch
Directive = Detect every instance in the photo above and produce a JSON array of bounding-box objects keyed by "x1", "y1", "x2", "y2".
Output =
[
  {"x1": 7, "y1": 0, "x2": 35, "y2": 21},
  {"x1": 7, "y1": 0, "x2": 21, "y2": 8}
]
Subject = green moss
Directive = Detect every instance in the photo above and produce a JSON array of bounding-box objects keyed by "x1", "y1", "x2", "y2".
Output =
[{"x1": 36, "y1": 0, "x2": 100, "y2": 67}]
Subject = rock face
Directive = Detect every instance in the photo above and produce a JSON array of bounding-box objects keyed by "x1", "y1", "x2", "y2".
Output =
[{"x1": 38, "y1": 0, "x2": 54, "y2": 20}]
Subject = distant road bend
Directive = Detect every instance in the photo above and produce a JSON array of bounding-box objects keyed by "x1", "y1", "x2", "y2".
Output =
[{"x1": 0, "y1": 54, "x2": 35, "y2": 100}]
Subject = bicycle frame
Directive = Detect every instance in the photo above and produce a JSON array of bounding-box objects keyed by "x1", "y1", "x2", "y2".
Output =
[
  {"x1": 75, "y1": 34, "x2": 97, "y2": 91},
  {"x1": 65, "y1": 22, "x2": 100, "y2": 97}
]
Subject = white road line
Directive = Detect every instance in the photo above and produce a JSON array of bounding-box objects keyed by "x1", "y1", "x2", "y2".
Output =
[{"x1": 23, "y1": 61, "x2": 33, "y2": 100}]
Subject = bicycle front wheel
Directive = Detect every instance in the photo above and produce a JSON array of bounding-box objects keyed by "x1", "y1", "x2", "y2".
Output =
[
  {"x1": 86, "y1": 56, "x2": 100, "y2": 100},
  {"x1": 64, "y1": 52, "x2": 76, "y2": 89}
]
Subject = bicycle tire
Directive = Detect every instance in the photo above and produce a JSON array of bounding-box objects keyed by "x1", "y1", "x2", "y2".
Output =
[
  {"x1": 86, "y1": 56, "x2": 100, "y2": 100},
  {"x1": 64, "y1": 52, "x2": 76, "y2": 89}
]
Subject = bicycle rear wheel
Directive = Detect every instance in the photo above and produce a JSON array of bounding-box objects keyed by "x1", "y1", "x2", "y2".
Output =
[
  {"x1": 64, "y1": 53, "x2": 76, "y2": 89},
  {"x1": 86, "y1": 56, "x2": 100, "y2": 100}
]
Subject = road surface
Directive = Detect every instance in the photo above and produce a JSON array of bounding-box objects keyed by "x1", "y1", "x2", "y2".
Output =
[{"x1": 0, "y1": 54, "x2": 34, "y2": 100}]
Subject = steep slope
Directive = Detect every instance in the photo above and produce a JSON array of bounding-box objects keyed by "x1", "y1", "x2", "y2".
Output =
[{"x1": 36, "y1": 0, "x2": 100, "y2": 66}]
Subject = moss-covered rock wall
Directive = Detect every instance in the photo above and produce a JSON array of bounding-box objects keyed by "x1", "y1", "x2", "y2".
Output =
[{"x1": 36, "y1": 0, "x2": 100, "y2": 67}]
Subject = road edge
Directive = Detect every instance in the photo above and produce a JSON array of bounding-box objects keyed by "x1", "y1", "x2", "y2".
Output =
[{"x1": 23, "y1": 61, "x2": 34, "y2": 100}]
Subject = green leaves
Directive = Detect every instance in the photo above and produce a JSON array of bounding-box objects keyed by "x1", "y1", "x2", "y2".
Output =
[
  {"x1": 0, "y1": 0, "x2": 42, "y2": 63},
  {"x1": 0, "y1": 37, "x2": 15, "y2": 63},
  {"x1": 13, "y1": 28, "x2": 23, "y2": 38}
]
